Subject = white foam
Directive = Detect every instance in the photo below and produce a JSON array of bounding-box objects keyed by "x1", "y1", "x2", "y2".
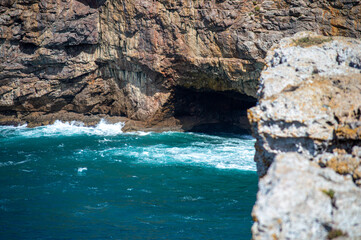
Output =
[
  {"x1": 0, "y1": 124, "x2": 256, "y2": 172},
  {"x1": 94, "y1": 120, "x2": 124, "y2": 135},
  {"x1": 4, "y1": 124, "x2": 28, "y2": 129},
  {"x1": 0, "y1": 124, "x2": 27, "y2": 137},
  {"x1": 77, "y1": 167, "x2": 87, "y2": 173},
  {"x1": 0, "y1": 160, "x2": 30, "y2": 168},
  {"x1": 0, "y1": 161, "x2": 14, "y2": 167},
  {"x1": 182, "y1": 216, "x2": 204, "y2": 221},
  {"x1": 103, "y1": 134, "x2": 256, "y2": 171},
  {"x1": 0, "y1": 119, "x2": 125, "y2": 137},
  {"x1": 126, "y1": 131, "x2": 151, "y2": 136}
]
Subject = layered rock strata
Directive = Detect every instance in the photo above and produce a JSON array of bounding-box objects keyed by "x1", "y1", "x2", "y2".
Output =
[
  {"x1": 248, "y1": 32, "x2": 361, "y2": 239},
  {"x1": 1, "y1": 0, "x2": 361, "y2": 130}
]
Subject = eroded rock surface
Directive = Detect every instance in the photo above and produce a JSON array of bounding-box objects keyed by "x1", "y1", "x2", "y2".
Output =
[
  {"x1": 254, "y1": 153, "x2": 361, "y2": 240},
  {"x1": 249, "y1": 32, "x2": 361, "y2": 239},
  {"x1": 1, "y1": 0, "x2": 361, "y2": 129}
]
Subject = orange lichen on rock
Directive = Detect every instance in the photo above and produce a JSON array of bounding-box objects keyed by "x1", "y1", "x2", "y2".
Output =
[
  {"x1": 336, "y1": 126, "x2": 361, "y2": 140},
  {"x1": 326, "y1": 157, "x2": 359, "y2": 175}
]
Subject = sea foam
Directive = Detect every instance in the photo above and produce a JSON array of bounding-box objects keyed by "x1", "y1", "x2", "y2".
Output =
[
  {"x1": 98, "y1": 133, "x2": 256, "y2": 171},
  {"x1": 0, "y1": 119, "x2": 125, "y2": 138},
  {"x1": 40, "y1": 119, "x2": 124, "y2": 136},
  {"x1": 0, "y1": 122, "x2": 256, "y2": 171},
  {"x1": 77, "y1": 167, "x2": 88, "y2": 173}
]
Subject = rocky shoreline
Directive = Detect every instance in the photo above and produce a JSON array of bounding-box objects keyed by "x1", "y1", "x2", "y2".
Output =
[
  {"x1": 1, "y1": 0, "x2": 361, "y2": 239},
  {"x1": 1, "y1": 0, "x2": 360, "y2": 132},
  {"x1": 0, "y1": 110, "x2": 252, "y2": 133}
]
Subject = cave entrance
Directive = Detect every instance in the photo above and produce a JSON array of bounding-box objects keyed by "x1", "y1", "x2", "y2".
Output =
[{"x1": 172, "y1": 87, "x2": 257, "y2": 134}]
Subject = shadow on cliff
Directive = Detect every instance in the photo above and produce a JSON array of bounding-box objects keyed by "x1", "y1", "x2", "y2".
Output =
[
  {"x1": 76, "y1": 0, "x2": 106, "y2": 8},
  {"x1": 170, "y1": 86, "x2": 257, "y2": 134}
]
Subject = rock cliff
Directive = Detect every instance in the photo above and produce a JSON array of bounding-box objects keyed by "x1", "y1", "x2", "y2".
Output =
[
  {"x1": 248, "y1": 32, "x2": 361, "y2": 239},
  {"x1": 1, "y1": 0, "x2": 361, "y2": 130}
]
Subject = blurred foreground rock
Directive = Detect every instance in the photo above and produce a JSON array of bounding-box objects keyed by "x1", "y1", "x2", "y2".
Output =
[{"x1": 249, "y1": 32, "x2": 361, "y2": 239}]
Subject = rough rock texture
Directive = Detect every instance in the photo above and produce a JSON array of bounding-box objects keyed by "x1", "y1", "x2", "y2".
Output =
[
  {"x1": 248, "y1": 32, "x2": 361, "y2": 239},
  {"x1": 254, "y1": 153, "x2": 361, "y2": 240},
  {"x1": 1, "y1": 0, "x2": 361, "y2": 129}
]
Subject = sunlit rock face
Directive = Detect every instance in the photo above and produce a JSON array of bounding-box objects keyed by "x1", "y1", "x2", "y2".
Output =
[
  {"x1": 0, "y1": 0, "x2": 360, "y2": 129},
  {"x1": 249, "y1": 32, "x2": 361, "y2": 240}
]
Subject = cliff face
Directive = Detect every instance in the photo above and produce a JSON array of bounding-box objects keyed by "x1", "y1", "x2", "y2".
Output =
[
  {"x1": 1, "y1": 0, "x2": 361, "y2": 129},
  {"x1": 248, "y1": 32, "x2": 361, "y2": 239}
]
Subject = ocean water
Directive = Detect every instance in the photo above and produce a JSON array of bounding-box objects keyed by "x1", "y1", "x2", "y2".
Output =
[{"x1": 0, "y1": 120, "x2": 258, "y2": 240}]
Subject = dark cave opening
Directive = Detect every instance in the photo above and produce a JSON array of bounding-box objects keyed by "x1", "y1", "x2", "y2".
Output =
[{"x1": 172, "y1": 87, "x2": 257, "y2": 134}]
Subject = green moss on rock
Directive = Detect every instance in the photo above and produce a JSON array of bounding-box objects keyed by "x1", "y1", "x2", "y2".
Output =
[
  {"x1": 322, "y1": 189, "x2": 335, "y2": 199},
  {"x1": 327, "y1": 229, "x2": 346, "y2": 239},
  {"x1": 294, "y1": 37, "x2": 332, "y2": 47}
]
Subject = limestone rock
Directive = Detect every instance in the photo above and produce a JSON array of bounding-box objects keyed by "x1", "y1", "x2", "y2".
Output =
[
  {"x1": 252, "y1": 153, "x2": 361, "y2": 240},
  {"x1": 249, "y1": 31, "x2": 361, "y2": 176},
  {"x1": 249, "y1": 32, "x2": 361, "y2": 239}
]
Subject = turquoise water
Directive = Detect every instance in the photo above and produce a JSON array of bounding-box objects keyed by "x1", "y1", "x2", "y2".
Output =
[{"x1": 0, "y1": 120, "x2": 258, "y2": 240}]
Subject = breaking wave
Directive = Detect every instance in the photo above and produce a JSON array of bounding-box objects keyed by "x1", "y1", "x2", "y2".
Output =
[{"x1": 0, "y1": 119, "x2": 124, "y2": 138}]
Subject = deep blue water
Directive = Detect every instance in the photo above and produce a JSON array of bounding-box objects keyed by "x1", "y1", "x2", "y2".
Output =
[{"x1": 0, "y1": 120, "x2": 258, "y2": 240}]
